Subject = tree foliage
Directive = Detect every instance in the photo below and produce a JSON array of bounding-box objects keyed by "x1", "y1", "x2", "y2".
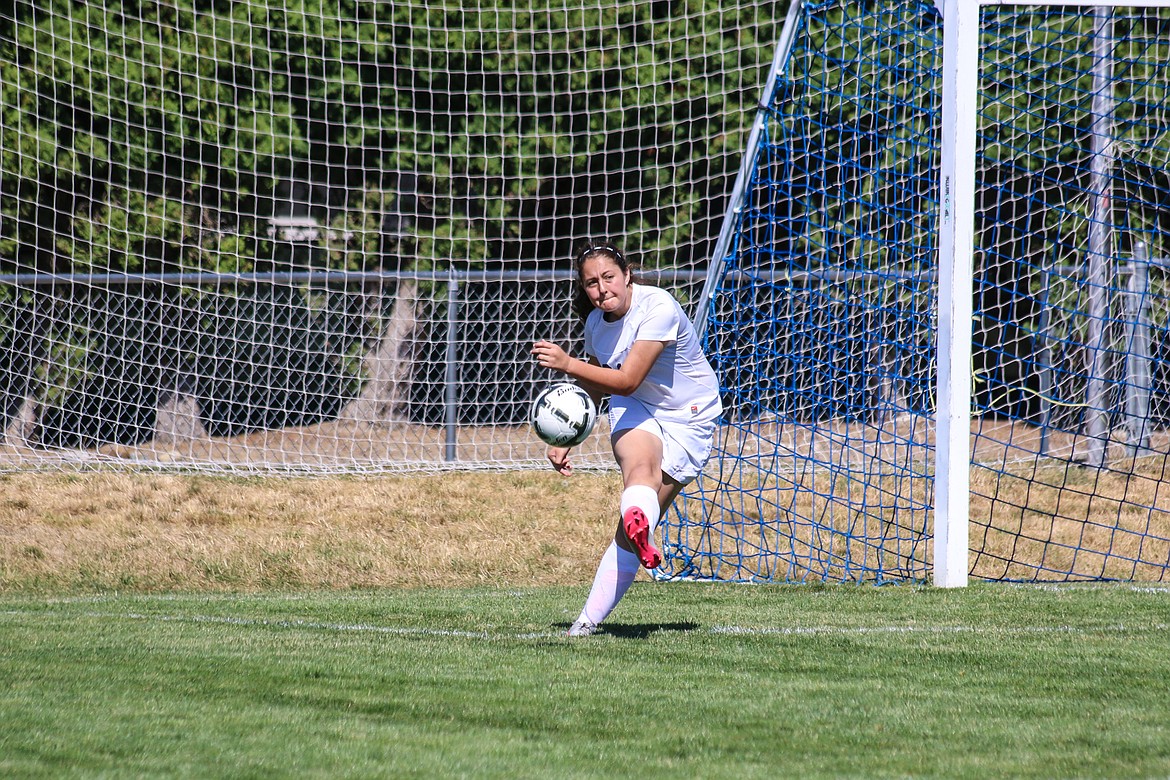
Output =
[
  {"x1": 0, "y1": 0, "x2": 784, "y2": 444},
  {"x1": 1, "y1": 0, "x2": 783, "y2": 275}
]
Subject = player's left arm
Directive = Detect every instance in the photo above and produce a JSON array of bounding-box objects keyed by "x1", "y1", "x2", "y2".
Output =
[{"x1": 533, "y1": 339, "x2": 665, "y2": 397}]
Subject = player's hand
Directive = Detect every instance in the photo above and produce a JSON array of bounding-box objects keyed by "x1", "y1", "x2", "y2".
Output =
[
  {"x1": 531, "y1": 340, "x2": 572, "y2": 374},
  {"x1": 547, "y1": 445, "x2": 572, "y2": 476}
]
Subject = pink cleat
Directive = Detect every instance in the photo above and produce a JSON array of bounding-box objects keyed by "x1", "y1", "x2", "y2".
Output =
[{"x1": 622, "y1": 507, "x2": 662, "y2": 569}]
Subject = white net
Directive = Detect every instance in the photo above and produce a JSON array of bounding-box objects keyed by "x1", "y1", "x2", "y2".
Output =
[{"x1": 0, "y1": 0, "x2": 785, "y2": 473}]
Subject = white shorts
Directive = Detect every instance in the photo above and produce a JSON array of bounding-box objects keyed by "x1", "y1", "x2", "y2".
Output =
[{"x1": 608, "y1": 398, "x2": 717, "y2": 485}]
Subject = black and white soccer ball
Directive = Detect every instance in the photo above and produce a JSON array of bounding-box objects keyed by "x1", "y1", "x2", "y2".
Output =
[{"x1": 530, "y1": 382, "x2": 597, "y2": 447}]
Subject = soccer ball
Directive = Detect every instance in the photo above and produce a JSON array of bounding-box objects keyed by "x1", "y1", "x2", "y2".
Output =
[{"x1": 530, "y1": 382, "x2": 597, "y2": 447}]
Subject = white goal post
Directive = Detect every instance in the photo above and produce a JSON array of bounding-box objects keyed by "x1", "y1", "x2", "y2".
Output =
[{"x1": 935, "y1": 0, "x2": 980, "y2": 587}]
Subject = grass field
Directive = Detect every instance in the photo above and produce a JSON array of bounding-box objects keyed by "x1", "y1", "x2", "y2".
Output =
[{"x1": 2, "y1": 472, "x2": 1170, "y2": 777}]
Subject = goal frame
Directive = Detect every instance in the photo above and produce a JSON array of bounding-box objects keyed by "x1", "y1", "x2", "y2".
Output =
[{"x1": 697, "y1": 0, "x2": 1170, "y2": 587}]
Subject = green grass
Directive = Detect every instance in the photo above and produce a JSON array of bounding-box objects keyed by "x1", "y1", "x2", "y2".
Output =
[{"x1": 2, "y1": 583, "x2": 1169, "y2": 778}]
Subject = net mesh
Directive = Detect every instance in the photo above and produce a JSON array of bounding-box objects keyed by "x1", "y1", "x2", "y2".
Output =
[
  {"x1": 0, "y1": 0, "x2": 782, "y2": 472},
  {"x1": 667, "y1": 0, "x2": 1170, "y2": 584}
]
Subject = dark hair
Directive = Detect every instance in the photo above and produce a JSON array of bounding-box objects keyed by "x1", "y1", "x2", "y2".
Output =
[{"x1": 571, "y1": 239, "x2": 635, "y2": 319}]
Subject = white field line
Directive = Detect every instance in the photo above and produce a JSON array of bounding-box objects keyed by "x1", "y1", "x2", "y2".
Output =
[
  {"x1": 0, "y1": 610, "x2": 530, "y2": 640},
  {"x1": 11, "y1": 581, "x2": 1170, "y2": 608},
  {"x1": 706, "y1": 623, "x2": 1170, "y2": 636},
  {"x1": 2, "y1": 609, "x2": 1169, "y2": 642},
  {"x1": 2, "y1": 583, "x2": 1167, "y2": 640}
]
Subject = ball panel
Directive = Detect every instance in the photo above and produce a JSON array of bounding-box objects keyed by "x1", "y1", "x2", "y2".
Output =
[{"x1": 530, "y1": 382, "x2": 597, "y2": 447}]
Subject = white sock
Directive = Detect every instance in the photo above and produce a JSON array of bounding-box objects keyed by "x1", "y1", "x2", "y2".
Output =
[
  {"x1": 577, "y1": 541, "x2": 640, "y2": 625},
  {"x1": 621, "y1": 484, "x2": 662, "y2": 534}
]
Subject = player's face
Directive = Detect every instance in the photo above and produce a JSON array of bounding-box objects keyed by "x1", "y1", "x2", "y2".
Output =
[{"x1": 580, "y1": 254, "x2": 632, "y2": 319}]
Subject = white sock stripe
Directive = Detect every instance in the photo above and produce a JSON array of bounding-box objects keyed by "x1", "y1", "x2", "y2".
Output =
[{"x1": 598, "y1": 540, "x2": 619, "y2": 570}]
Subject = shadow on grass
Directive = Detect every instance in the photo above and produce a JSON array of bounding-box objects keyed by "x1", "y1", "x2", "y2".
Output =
[{"x1": 556, "y1": 621, "x2": 700, "y2": 638}]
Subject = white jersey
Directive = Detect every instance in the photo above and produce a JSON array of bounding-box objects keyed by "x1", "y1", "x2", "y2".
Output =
[{"x1": 584, "y1": 283, "x2": 722, "y2": 426}]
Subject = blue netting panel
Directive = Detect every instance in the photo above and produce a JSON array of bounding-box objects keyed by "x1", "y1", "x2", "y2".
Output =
[
  {"x1": 664, "y1": 0, "x2": 943, "y2": 583},
  {"x1": 663, "y1": 1, "x2": 1170, "y2": 584}
]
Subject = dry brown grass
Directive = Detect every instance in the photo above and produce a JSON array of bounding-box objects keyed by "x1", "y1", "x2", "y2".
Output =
[
  {"x1": 4, "y1": 415, "x2": 1170, "y2": 591},
  {"x1": 0, "y1": 470, "x2": 625, "y2": 593},
  {"x1": 969, "y1": 454, "x2": 1170, "y2": 581}
]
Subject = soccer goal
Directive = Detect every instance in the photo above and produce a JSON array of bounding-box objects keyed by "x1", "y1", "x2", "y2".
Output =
[{"x1": 666, "y1": 0, "x2": 1170, "y2": 586}]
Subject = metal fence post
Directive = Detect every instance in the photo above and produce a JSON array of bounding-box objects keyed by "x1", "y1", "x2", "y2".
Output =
[
  {"x1": 444, "y1": 271, "x2": 461, "y2": 462},
  {"x1": 1125, "y1": 241, "x2": 1152, "y2": 455}
]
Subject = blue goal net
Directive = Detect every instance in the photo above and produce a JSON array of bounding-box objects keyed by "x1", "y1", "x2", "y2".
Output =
[{"x1": 665, "y1": 0, "x2": 1170, "y2": 584}]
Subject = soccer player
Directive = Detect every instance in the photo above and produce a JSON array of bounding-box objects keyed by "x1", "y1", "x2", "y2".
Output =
[{"x1": 531, "y1": 240, "x2": 722, "y2": 637}]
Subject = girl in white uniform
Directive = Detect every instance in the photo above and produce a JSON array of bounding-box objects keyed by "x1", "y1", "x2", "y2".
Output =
[{"x1": 532, "y1": 241, "x2": 722, "y2": 637}]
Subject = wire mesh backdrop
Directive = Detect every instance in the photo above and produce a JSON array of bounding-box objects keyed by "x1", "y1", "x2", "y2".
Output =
[
  {"x1": 666, "y1": 0, "x2": 1170, "y2": 584},
  {"x1": 0, "y1": 0, "x2": 782, "y2": 473}
]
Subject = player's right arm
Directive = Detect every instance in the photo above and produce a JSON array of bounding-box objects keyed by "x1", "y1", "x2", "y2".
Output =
[{"x1": 532, "y1": 340, "x2": 664, "y2": 397}]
